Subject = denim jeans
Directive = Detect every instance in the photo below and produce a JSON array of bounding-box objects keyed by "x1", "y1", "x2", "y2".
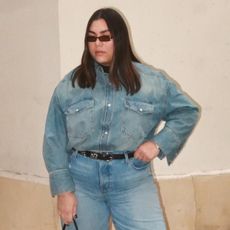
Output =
[{"x1": 67, "y1": 152, "x2": 166, "y2": 230}]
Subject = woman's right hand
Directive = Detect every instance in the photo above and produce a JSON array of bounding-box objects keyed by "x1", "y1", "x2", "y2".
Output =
[{"x1": 57, "y1": 192, "x2": 77, "y2": 224}]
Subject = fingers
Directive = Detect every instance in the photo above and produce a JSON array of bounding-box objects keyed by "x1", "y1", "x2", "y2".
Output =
[
  {"x1": 57, "y1": 192, "x2": 77, "y2": 224},
  {"x1": 59, "y1": 207, "x2": 76, "y2": 224},
  {"x1": 134, "y1": 148, "x2": 150, "y2": 162},
  {"x1": 134, "y1": 141, "x2": 160, "y2": 162}
]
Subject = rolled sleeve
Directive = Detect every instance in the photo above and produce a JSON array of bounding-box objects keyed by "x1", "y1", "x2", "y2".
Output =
[
  {"x1": 149, "y1": 78, "x2": 200, "y2": 165},
  {"x1": 43, "y1": 88, "x2": 75, "y2": 196},
  {"x1": 49, "y1": 169, "x2": 75, "y2": 196}
]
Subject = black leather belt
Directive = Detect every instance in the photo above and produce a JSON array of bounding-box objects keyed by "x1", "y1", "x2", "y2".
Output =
[{"x1": 72, "y1": 149, "x2": 134, "y2": 161}]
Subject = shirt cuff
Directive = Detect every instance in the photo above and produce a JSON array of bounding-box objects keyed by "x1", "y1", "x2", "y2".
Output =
[{"x1": 49, "y1": 169, "x2": 75, "y2": 196}]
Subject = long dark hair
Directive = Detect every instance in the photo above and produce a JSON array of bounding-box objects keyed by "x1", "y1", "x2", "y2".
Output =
[{"x1": 72, "y1": 8, "x2": 141, "y2": 95}]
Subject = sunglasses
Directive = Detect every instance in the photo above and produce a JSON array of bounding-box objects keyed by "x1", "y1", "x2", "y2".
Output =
[{"x1": 86, "y1": 35, "x2": 113, "y2": 42}]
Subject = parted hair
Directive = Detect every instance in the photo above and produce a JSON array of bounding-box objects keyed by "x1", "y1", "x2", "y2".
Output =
[{"x1": 72, "y1": 8, "x2": 141, "y2": 95}]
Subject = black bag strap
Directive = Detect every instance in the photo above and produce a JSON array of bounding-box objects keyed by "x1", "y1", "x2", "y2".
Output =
[{"x1": 62, "y1": 217, "x2": 78, "y2": 230}]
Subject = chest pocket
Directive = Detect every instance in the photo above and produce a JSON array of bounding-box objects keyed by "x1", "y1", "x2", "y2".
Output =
[
  {"x1": 121, "y1": 100, "x2": 155, "y2": 140},
  {"x1": 65, "y1": 99, "x2": 94, "y2": 139},
  {"x1": 124, "y1": 100, "x2": 154, "y2": 114}
]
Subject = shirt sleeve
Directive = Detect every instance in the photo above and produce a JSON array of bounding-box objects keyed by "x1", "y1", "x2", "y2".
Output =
[
  {"x1": 148, "y1": 78, "x2": 200, "y2": 165},
  {"x1": 43, "y1": 89, "x2": 75, "y2": 196}
]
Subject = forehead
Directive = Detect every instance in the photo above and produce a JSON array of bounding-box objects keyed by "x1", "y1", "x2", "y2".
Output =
[{"x1": 88, "y1": 19, "x2": 110, "y2": 34}]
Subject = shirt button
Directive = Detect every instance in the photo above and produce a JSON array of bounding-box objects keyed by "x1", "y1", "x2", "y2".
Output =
[
  {"x1": 76, "y1": 108, "x2": 79, "y2": 112},
  {"x1": 104, "y1": 131, "x2": 108, "y2": 135},
  {"x1": 139, "y1": 108, "x2": 143, "y2": 112},
  {"x1": 107, "y1": 103, "x2": 111, "y2": 107}
]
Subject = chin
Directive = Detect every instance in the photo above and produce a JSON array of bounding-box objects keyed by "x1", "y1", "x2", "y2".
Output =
[
  {"x1": 94, "y1": 56, "x2": 110, "y2": 64},
  {"x1": 96, "y1": 60, "x2": 110, "y2": 66}
]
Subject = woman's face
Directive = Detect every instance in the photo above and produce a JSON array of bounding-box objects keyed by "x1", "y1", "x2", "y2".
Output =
[{"x1": 87, "y1": 19, "x2": 114, "y2": 66}]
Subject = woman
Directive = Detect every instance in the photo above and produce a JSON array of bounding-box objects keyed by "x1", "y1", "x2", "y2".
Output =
[{"x1": 43, "y1": 8, "x2": 199, "y2": 230}]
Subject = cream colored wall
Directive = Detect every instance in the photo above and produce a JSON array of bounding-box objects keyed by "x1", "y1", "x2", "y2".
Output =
[
  {"x1": 0, "y1": 0, "x2": 60, "y2": 179},
  {"x1": 0, "y1": 2, "x2": 230, "y2": 229},
  {"x1": 1, "y1": 0, "x2": 229, "y2": 184},
  {"x1": 58, "y1": 0, "x2": 230, "y2": 176}
]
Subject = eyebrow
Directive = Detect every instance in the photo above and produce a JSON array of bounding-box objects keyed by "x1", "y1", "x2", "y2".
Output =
[{"x1": 88, "y1": 29, "x2": 110, "y2": 34}]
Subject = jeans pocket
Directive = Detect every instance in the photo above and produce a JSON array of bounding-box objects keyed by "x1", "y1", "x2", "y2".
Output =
[{"x1": 130, "y1": 158, "x2": 150, "y2": 170}]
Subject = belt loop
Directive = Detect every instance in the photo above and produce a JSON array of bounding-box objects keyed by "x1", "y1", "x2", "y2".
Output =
[
  {"x1": 71, "y1": 148, "x2": 76, "y2": 153},
  {"x1": 71, "y1": 148, "x2": 78, "y2": 157},
  {"x1": 124, "y1": 153, "x2": 129, "y2": 164}
]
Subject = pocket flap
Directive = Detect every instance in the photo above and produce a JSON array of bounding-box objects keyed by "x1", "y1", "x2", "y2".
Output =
[
  {"x1": 65, "y1": 99, "x2": 94, "y2": 114},
  {"x1": 124, "y1": 100, "x2": 154, "y2": 114}
]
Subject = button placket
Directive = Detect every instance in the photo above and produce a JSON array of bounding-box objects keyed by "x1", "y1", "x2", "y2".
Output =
[{"x1": 98, "y1": 81, "x2": 114, "y2": 151}]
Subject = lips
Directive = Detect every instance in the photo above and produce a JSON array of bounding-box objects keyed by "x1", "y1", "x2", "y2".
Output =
[{"x1": 95, "y1": 51, "x2": 106, "y2": 55}]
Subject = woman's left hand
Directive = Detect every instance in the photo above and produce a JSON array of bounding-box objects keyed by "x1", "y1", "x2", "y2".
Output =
[{"x1": 134, "y1": 141, "x2": 160, "y2": 162}]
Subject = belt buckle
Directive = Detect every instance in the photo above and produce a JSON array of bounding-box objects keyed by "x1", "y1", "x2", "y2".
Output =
[{"x1": 103, "y1": 152, "x2": 113, "y2": 161}]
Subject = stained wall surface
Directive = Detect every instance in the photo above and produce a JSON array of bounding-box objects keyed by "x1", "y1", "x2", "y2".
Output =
[
  {"x1": 0, "y1": 0, "x2": 60, "y2": 178},
  {"x1": 0, "y1": 1, "x2": 230, "y2": 230}
]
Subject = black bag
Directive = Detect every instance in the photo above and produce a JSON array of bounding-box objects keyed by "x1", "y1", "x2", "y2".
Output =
[{"x1": 62, "y1": 218, "x2": 78, "y2": 230}]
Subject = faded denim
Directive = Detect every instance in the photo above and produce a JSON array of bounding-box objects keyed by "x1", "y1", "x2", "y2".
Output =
[
  {"x1": 65, "y1": 152, "x2": 167, "y2": 230},
  {"x1": 43, "y1": 62, "x2": 199, "y2": 196}
]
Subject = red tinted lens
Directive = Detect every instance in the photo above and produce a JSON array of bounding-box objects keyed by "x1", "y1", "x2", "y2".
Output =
[
  {"x1": 87, "y1": 36, "x2": 97, "y2": 42},
  {"x1": 98, "y1": 35, "x2": 111, "y2": 42},
  {"x1": 87, "y1": 35, "x2": 111, "y2": 42}
]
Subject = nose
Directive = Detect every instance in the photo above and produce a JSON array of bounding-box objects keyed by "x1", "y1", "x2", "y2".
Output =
[{"x1": 95, "y1": 39, "x2": 103, "y2": 46}]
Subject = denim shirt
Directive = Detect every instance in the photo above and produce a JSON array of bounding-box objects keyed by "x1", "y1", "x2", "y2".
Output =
[{"x1": 43, "y1": 62, "x2": 199, "y2": 196}]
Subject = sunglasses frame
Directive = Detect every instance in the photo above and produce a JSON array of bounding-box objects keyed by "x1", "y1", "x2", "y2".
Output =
[{"x1": 86, "y1": 35, "x2": 113, "y2": 42}]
